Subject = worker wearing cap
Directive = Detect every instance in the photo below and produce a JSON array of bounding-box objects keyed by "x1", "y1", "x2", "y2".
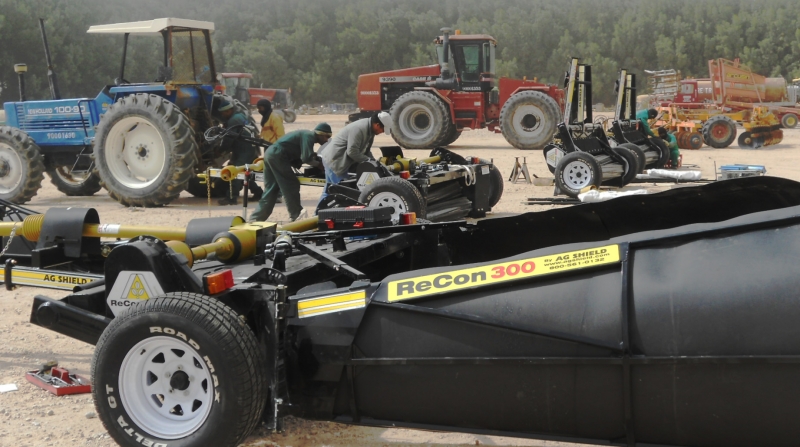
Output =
[
  {"x1": 218, "y1": 100, "x2": 259, "y2": 205},
  {"x1": 257, "y1": 99, "x2": 285, "y2": 144},
  {"x1": 249, "y1": 123, "x2": 333, "y2": 222},
  {"x1": 315, "y1": 112, "x2": 391, "y2": 213},
  {"x1": 636, "y1": 108, "x2": 658, "y2": 137},
  {"x1": 657, "y1": 127, "x2": 681, "y2": 168}
]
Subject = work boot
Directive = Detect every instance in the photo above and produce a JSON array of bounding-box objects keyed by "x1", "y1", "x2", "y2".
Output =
[{"x1": 218, "y1": 197, "x2": 238, "y2": 206}]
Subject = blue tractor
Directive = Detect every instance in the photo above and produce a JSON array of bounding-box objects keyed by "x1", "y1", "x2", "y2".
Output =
[{"x1": 1, "y1": 18, "x2": 240, "y2": 205}]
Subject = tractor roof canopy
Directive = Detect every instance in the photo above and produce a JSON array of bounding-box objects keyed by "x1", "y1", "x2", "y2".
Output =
[
  {"x1": 87, "y1": 18, "x2": 214, "y2": 35},
  {"x1": 87, "y1": 18, "x2": 217, "y2": 86}
]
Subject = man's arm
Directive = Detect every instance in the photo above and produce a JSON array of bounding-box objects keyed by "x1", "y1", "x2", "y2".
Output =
[
  {"x1": 300, "y1": 133, "x2": 323, "y2": 168},
  {"x1": 345, "y1": 126, "x2": 370, "y2": 163}
]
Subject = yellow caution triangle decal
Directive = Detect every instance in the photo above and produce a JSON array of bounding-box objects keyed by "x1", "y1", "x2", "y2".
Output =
[{"x1": 126, "y1": 275, "x2": 150, "y2": 300}]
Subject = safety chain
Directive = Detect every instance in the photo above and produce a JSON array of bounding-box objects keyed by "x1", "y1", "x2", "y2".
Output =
[{"x1": 0, "y1": 226, "x2": 17, "y2": 258}]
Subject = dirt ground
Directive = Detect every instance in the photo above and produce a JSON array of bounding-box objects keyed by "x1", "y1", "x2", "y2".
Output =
[{"x1": 1, "y1": 113, "x2": 799, "y2": 447}]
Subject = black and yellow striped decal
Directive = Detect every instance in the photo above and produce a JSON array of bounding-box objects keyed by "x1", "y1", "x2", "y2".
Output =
[
  {"x1": 297, "y1": 290, "x2": 367, "y2": 318},
  {"x1": 2, "y1": 268, "x2": 102, "y2": 291}
]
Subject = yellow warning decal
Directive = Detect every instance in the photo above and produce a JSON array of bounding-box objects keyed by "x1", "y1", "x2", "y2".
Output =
[
  {"x1": 6, "y1": 270, "x2": 99, "y2": 290},
  {"x1": 388, "y1": 244, "x2": 621, "y2": 302},
  {"x1": 126, "y1": 275, "x2": 150, "y2": 300},
  {"x1": 297, "y1": 290, "x2": 367, "y2": 318}
]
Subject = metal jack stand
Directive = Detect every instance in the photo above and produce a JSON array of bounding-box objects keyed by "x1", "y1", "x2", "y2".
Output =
[{"x1": 509, "y1": 157, "x2": 533, "y2": 184}]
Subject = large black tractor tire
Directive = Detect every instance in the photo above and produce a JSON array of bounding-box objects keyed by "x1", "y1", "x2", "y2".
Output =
[
  {"x1": 94, "y1": 94, "x2": 198, "y2": 207},
  {"x1": 46, "y1": 164, "x2": 103, "y2": 196},
  {"x1": 499, "y1": 90, "x2": 561, "y2": 150},
  {"x1": 555, "y1": 152, "x2": 602, "y2": 198},
  {"x1": 478, "y1": 158, "x2": 504, "y2": 207},
  {"x1": 618, "y1": 143, "x2": 646, "y2": 174},
  {"x1": 0, "y1": 127, "x2": 45, "y2": 204},
  {"x1": 441, "y1": 126, "x2": 462, "y2": 146},
  {"x1": 781, "y1": 113, "x2": 798, "y2": 129},
  {"x1": 389, "y1": 91, "x2": 453, "y2": 149},
  {"x1": 702, "y1": 115, "x2": 737, "y2": 148},
  {"x1": 185, "y1": 176, "x2": 227, "y2": 198},
  {"x1": 358, "y1": 176, "x2": 426, "y2": 222},
  {"x1": 92, "y1": 292, "x2": 268, "y2": 447}
]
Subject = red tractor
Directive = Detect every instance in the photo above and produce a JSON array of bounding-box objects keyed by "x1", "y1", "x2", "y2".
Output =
[
  {"x1": 216, "y1": 73, "x2": 297, "y2": 122},
  {"x1": 350, "y1": 28, "x2": 564, "y2": 149}
]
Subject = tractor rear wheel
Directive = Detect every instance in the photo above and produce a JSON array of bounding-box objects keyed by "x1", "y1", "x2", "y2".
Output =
[
  {"x1": 441, "y1": 126, "x2": 462, "y2": 146},
  {"x1": 358, "y1": 176, "x2": 426, "y2": 223},
  {"x1": 94, "y1": 94, "x2": 198, "y2": 207},
  {"x1": 555, "y1": 152, "x2": 602, "y2": 198},
  {"x1": 0, "y1": 127, "x2": 45, "y2": 204},
  {"x1": 702, "y1": 115, "x2": 737, "y2": 148},
  {"x1": 46, "y1": 164, "x2": 103, "y2": 196},
  {"x1": 781, "y1": 113, "x2": 798, "y2": 129},
  {"x1": 499, "y1": 90, "x2": 561, "y2": 150},
  {"x1": 389, "y1": 91, "x2": 452, "y2": 149}
]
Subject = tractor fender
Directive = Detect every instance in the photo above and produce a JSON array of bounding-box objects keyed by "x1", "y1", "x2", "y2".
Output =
[{"x1": 413, "y1": 87, "x2": 456, "y2": 123}]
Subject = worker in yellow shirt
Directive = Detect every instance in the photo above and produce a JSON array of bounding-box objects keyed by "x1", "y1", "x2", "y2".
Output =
[
  {"x1": 255, "y1": 99, "x2": 285, "y2": 200},
  {"x1": 257, "y1": 99, "x2": 285, "y2": 143}
]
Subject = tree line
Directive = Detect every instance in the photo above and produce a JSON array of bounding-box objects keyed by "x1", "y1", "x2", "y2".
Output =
[{"x1": 2, "y1": 0, "x2": 800, "y2": 106}]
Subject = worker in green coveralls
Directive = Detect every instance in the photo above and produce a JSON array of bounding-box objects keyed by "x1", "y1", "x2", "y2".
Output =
[
  {"x1": 636, "y1": 108, "x2": 658, "y2": 137},
  {"x1": 249, "y1": 123, "x2": 333, "y2": 222},
  {"x1": 657, "y1": 127, "x2": 681, "y2": 168},
  {"x1": 217, "y1": 100, "x2": 259, "y2": 205}
]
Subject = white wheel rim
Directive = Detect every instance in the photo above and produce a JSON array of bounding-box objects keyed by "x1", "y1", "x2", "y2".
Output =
[
  {"x1": 368, "y1": 191, "x2": 407, "y2": 224},
  {"x1": 0, "y1": 143, "x2": 22, "y2": 194},
  {"x1": 511, "y1": 104, "x2": 548, "y2": 142},
  {"x1": 104, "y1": 117, "x2": 166, "y2": 189},
  {"x1": 398, "y1": 103, "x2": 435, "y2": 141},
  {"x1": 53, "y1": 166, "x2": 91, "y2": 186},
  {"x1": 562, "y1": 160, "x2": 594, "y2": 190},
  {"x1": 119, "y1": 336, "x2": 214, "y2": 439}
]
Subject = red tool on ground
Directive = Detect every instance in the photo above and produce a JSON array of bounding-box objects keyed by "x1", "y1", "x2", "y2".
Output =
[{"x1": 26, "y1": 362, "x2": 91, "y2": 396}]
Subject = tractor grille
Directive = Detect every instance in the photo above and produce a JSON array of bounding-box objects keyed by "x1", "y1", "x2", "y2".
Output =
[{"x1": 14, "y1": 104, "x2": 90, "y2": 132}]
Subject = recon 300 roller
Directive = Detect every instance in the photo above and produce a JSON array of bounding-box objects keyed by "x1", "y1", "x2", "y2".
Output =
[
  {"x1": 543, "y1": 58, "x2": 641, "y2": 197},
  {"x1": 5, "y1": 177, "x2": 800, "y2": 447}
]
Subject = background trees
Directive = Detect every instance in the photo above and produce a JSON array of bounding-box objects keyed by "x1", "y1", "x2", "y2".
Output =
[{"x1": 2, "y1": 0, "x2": 800, "y2": 106}]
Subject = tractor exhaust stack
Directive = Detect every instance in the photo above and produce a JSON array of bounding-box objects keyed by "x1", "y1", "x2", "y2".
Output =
[
  {"x1": 13, "y1": 64, "x2": 27, "y2": 102},
  {"x1": 38, "y1": 18, "x2": 61, "y2": 100}
]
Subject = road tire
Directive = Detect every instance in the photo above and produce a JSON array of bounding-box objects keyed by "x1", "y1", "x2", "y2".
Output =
[
  {"x1": 95, "y1": 94, "x2": 198, "y2": 207},
  {"x1": 611, "y1": 147, "x2": 638, "y2": 186},
  {"x1": 358, "y1": 176, "x2": 426, "y2": 222},
  {"x1": 46, "y1": 164, "x2": 103, "y2": 196},
  {"x1": 92, "y1": 292, "x2": 268, "y2": 447},
  {"x1": 555, "y1": 152, "x2": 602, "y2": 198},
  {"x1": 619, "y1": 143, "x2": 646, "y2": 174},
  {"x1": 389, "y1": 91, "x2": 452, "y2": 149},
  {"x1": 282, "y1": 110, "x2": 297, "y2": 123},
  {"x1": 781, "y1": 113, "x2": 798, "y2": 129},
  {"x1": 478, "y1": 158, "x2": 504, "y2": 207},
  {"x1": 499, "y1": 90, "x2": 561, "y2": 150},
  {"x1": 702, "y1": 115, "x2": 737, "y2": 148},
  {"x1": 185, "y1": 177, "x2": 227, "y2": 198},
  {"x1": 0, "y1": 127, "x2": 45, "y2": 204}
]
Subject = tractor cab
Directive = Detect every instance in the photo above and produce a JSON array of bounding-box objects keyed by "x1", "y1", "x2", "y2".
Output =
[
  {"x1": 432, "y1": 29, "x2": 496, "y2": 92},
  {"x1": 216, "y1": 73, "x2": 253, "y2": 106},
  {"x1": 86, "y1": 18, "x2": 219, "y2": 112}
]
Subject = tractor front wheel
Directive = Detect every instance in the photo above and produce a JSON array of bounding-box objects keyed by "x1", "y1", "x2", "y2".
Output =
[
  {"x1": 94, "y1": 94, "x2": 198, "y2": 207},
  {"x1": 499, "y1": 90, "x2": 561, "y2": 150},
  {"x1": 0, "y1": 127, "x2": 45, "y2": 204},
  {"x1": 46, "y1": 164, "x2": 103, "y2": 196},
  {"x1": 389, "y1": 91, "x2": 452, "y2": 149}
]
